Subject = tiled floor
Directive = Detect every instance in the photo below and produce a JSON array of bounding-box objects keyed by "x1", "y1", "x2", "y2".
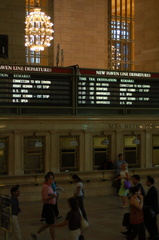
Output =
[{"x1": 0, "y1": 195, "x2": 153, "y2": 240}]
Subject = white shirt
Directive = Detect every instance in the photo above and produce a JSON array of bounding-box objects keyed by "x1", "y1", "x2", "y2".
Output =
[
  {"x1": 74, "y1": 182, "x2": 83, "y2": 197},
  {"x1": 120, "y1": 169, "x2": 128, "y2": 182}
]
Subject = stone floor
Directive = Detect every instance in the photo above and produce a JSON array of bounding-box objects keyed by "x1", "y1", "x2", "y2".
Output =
[{"x1": 0, "y1": 195, "x2": 155, "y2": 240}]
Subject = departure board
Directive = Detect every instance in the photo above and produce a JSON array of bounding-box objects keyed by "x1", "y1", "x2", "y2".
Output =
[
  {"x1": 77, "y1": 69, "x2": 159, "y2": 108},
  {"x1": 0, "y1": 66, "x2": 73, "y2": 106},
  {"x1": 0, "y1": 65, "x2": 159, "y2": 110}
]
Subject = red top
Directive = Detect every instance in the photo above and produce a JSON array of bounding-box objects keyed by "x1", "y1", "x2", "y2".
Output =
[{"x1": 130, "y1": 205, "x2": 144, "y2": 224}]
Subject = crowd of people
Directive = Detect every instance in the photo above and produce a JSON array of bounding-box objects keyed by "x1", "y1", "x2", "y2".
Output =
[
  {"x1": 9, "y1": 172, "x2": 87, "y2": 240},
  {"x1": 115, "y1": 153, "x2": 159, "y2": 240},
  {"x1": 9, "y1": 153, "x2": 159, "y2": 240}
]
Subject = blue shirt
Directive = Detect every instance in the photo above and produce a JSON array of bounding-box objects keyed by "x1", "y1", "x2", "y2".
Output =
[
  {"x1": 51, "y1": 182, "x2": 57, "y2": 192},
  {"x1": 116, "y1": 160, "x2": 125, "y2": 175}
]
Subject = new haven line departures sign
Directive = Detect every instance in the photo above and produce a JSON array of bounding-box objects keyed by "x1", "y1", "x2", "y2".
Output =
[{"x1": 0, "y1": 65, "x2": 159, "y2": 108}]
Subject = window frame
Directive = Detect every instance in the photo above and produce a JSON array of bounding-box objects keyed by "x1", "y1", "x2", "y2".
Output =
[
  {"x1": 59, "y1": 135, "x2": 79, "y2": 172},
  {"x1": 108, "y1": 0, "x2": 134, "y2": 71},
  {"x1": 92, "y1": 135, "x2": 111, "y2": 170},
  {"x1": 23, "y1": 135, "x2": 45, "y2": 174},
  {"x1": 123, "y1": 134, "x2": 140, "y2": 167}
]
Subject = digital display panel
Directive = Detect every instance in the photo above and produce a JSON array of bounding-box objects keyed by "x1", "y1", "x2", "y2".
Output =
[
  {"x1": 0, "y1": 65, "x2": 159, "y2": 109},
  {"x1": 0, "y1": 70, "x2": 73, "y2": 106},
  {"x1": 77, "y1": 69, "x2": 159, "y2": 108}
]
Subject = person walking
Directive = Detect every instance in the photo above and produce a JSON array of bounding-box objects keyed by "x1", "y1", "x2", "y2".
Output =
[
  {"x1": 51, "y1": 178, "x2": 63, "y2": 219},
  {"x1": 115, "y1": 153, "x2": 126, "y2": 195},
  {"x1": 131, "y1": 174, "x2": 145, "y2": 197},
  {"x1": 31, "y1": 172, "x2": 57, "y2": 240},
  {"x1": 144, "y1": 176, "x2": 159, "y2": 240},
  {"x1": 121, "y1": 174, "x2": 145, "y2": 236},
  {"x1": 117, "y1": 162, "x2": 130, "y2": 208},
  {"x1": 40, "y1": 172, "x2": 62, "y2": 221},
  {"x1": 54, "y1": 197, "x2": 81, "y2": 240},
  {"x1": 10, "y1": 185, "x2": 23, "y2": 240},
  {"x1": 126, "y1": 186, "x2": 146, "y2": 240},
  {"x1": 72, "y1": 174, "x2": 87, "y2": 220}
]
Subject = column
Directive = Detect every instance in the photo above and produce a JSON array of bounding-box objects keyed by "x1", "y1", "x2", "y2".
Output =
[{"x1": 13, "y1": 131, "x2": 23, "y2": 175}]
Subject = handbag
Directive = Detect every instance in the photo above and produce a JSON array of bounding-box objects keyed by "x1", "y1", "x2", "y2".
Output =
[
  {"x1": 122, "y1": 212, "x2": 130, "y2": 227},
  {"x1": 112, "y1": 178, "x2": 121, "y2": 189},
  {"x1": 80, "y1": 215, "x2": 89, "y2": 229},
  {"x1": 79, "y1": 209, "x2": 89, "y2": 229},
  {"x1": 124, "y1": 180, "x2": 131, "y2": 189}
]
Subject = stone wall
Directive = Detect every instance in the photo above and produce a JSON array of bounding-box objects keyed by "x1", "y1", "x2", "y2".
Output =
[
  {"x1": 0, "y1": 0, "x2": 26, "y2": 65},
  {"x1": 54, "y1": 0, "x2": 108, "y2": 68},
  {"x1": 134, "y1": 0, "x2": 159, "y2": 72},
  {"x1": 0, "y1": 115, "x2": 159, "y2": 201},
  {"x1": 0, "y1": 116, "x2": 159, "y2": 175},
  {"x1": 1, "y1": 0, "x2": 159, "y2": 72}
]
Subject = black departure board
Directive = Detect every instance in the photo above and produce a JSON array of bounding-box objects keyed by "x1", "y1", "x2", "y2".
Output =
[
  {"x1": 0, "y1": 65, "x2": 159, "y2": 111},
  {"x1": 0, "y1": 67, "x2": 73, "y2": 106},
  {"x1": 77, "y1": 69, "x2": 159, "y2": 108}
]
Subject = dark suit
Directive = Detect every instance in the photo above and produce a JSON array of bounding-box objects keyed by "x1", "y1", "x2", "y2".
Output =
[
  {"x1": 144, "y1": 185, "x2": 159, "y2": 239},
  {"x1": 130, "y1": 182, "x2": 145, "y2": 197},
  {"x1": 137, "y1": 183, "x2": 145, "y2": 197}
]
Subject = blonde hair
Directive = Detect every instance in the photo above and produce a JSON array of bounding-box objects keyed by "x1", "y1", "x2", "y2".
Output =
[{"x1": 122, "y1": 162, "x2": 128, "y2": 169}]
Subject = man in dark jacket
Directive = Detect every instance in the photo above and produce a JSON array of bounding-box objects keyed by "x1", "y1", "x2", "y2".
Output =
[
  {"x1": 144, "y1": 176, "x2": 159, "y2": 240},
  {"x1": 131, "y1": 174, "x2": 145, "y2": 197}
]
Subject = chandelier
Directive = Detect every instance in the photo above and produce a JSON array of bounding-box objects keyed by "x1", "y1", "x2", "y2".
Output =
[{"x1": 25, "y1": 3, "x2": 54, "y2": 52}]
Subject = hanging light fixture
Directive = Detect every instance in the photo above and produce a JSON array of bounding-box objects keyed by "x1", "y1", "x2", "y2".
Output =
[
  {"x1": 35, "y1": 140, "x2": 43, "y2": 148},
  {"x1": 69, "y1": 132, "x2": 78, "y2": 146},
  {"x1": 25, "y1": 0, "x2": 54, "y2": 52},
  {"x1": 33, "y1": 132, "x2": 43, "y2": 148},
  {"x1": 132, "y1": 132, "x2": 140, "y2": 145},
  {"x1": 101, "y1": 132, "x2": 109, "y2": 145},
  {"x1": 132, "y1": 137, "x2": 140, "y2": 145},
  {"x1": 101, "y1": 139, "x2": 109, "y2": 145}
]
